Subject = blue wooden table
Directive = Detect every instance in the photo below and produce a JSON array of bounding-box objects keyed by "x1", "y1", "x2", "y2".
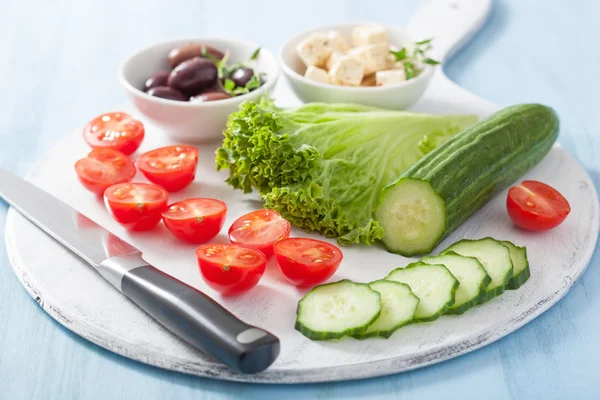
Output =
[{"x1": 1, "y1": 0, "x2": 599, "y2": 398}]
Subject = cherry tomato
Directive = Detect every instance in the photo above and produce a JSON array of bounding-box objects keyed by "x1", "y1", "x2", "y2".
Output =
[
  {"x1": 507, "y1": 180, "x2": 571, "y2": 231},
  {"x1": 228, "y1": 209, "x2": 291, "y2": 257},
  {"x1": 162, "y1": 198, "x2": 227, "y2": 243},
  {"x1": 273, "y1": 238, "x2": 343, "y2": 287},
  {"x1": 74, "y1": 148, "x2": 136, "y2": 195},
  {"x1": 83, "y1": 112, "x2": 145, "y2": 155},
  {"x1": 196, "y1": 243, "x2": 267, "y2": 295},
  {"x1": 104, "y1": 183, "x2": 168, "y2": 230},
  {"x1": 137, "y1": 145, "x2": 198, "y2": 192}
]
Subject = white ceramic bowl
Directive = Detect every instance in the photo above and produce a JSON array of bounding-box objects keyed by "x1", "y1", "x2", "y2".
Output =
[
  {"x1": 120, "y1": 38, "x2": 279, "y2": 142},
  {"x1": 279, "y1": 23, "x2": 435, "y2": 110}
]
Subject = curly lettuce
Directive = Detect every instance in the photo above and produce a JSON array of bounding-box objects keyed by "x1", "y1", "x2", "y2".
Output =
[{"x1": 216, "y1": 98, "x2": 477, "y2": 245}]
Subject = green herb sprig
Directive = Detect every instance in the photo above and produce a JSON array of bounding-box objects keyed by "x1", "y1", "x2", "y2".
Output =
[
  {"x1": 203, "y1": 46, "x2": 264, "y2": 96},
  {"x1": 389, "y1": 38, "x2": 440, "y2": 80},
  {"x1": 249, "y1": 47, "x2": 261, "y2": 61}
]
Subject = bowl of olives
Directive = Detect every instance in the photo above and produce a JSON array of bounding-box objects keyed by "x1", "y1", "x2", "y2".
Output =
[{"x1": 119, "y1": 38, "x2": 279, "y2": 142}]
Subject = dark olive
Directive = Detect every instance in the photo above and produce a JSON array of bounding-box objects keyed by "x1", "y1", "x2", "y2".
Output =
[
  {"x1": 230, "y1": 67, "x2": 254, "y2": 87},
  {"x1": 201, "y1": 82, "x2": 226, "y2": 94},
  {"x1": 144, "y1": 71, "x2": 170, "y2": 91},
  {"x1": 168, "y1": 58, "x2": 218, "y2": 96},
  {"x1": 147, "y1": 86, "x2": 188, "y2": 101},
  {"x1": 168, "y1": 44, "x2": 225, "y2": 68},
  {"x1": 190, "y1": 92, "x2": 232, "y2": 102}
]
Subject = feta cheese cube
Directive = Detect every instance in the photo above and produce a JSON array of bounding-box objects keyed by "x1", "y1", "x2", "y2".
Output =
[
  {"x1": 352, "y1": 24, "x2": 388, "y2": 47},
  {"x1": 349, "y1": 44, "x2": 393, "y2": 75},
  {"x1": 329, "y1": 56, "x2": 365, "y2": 86},
  {"x1": 304, "y1": 66, "x2": 330, "y2": 84},
  {"x1": 296, "y1": 33, "x2": 331, "y2": 68},
  {"x1": 325, "y1": 52, "x2": 345, "y2": 71},
  {"x1": 376, "y1": 69, "x2": 406, "y2": 86},
  {"x1": 326, "y1": 31, "x2": 350, "y2": 54}
]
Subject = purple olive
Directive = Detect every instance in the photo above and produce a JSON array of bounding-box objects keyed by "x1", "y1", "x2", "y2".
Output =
[
  {"x1": 168, "y1": 58, "x2": 218, "y2": 96},
  {"x1": 144, "y1": 71, "x2": 170, "y2": 91},
  {"x1": 168, "y1": 44, "x2": 225, "y2": 68},
  {"x1": 201, "y1": 83, "x2": 226, "y2": 94},
  {"x1": 147, "y1": 86, "x2": 188, "y2": 101},
  {"x1": 190, "y1": 92, "x2": 232, "y2": 102},
  {"x1": 230, "y1": 67, "x2": 254, "y2": 87}
]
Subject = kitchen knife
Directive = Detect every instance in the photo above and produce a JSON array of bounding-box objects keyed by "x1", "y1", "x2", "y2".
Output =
[{"x1": 0, "y1": 169, "x2": 280, "y2": 374}]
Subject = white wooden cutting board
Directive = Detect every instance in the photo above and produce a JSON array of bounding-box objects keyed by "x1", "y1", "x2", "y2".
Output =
[{"x1": 4, "y1": 0, "x2": 599, "y2": 383}]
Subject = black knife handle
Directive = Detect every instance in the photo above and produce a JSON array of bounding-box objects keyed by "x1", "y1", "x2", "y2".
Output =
[{"x1": 99, "y1": 256, "x2": 280, "y2": 374}]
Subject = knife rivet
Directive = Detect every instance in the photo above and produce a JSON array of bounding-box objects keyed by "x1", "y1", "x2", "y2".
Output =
[{"x1": 236, "y1": 328, "x2": 268, "y2": 344}]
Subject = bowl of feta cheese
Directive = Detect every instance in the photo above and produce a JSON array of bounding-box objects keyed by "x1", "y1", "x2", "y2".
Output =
[{"x1": 279, "y1": 22, "x2": 437, "y2": 109}]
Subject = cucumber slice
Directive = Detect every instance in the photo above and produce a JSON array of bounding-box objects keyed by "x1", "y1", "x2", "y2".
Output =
[
  {"x1": 500, "y1": 240, "x2": 530, "y2": 290},
  {"x1": 443, "y1": 238, "x2": 513, "y2": 302},
  {"x1": 353, "y1": 280, "x2": 419, "y2": 339},
  {"x1": 375, "y1": 178, "x2": 446, "y2": 256},
  {"x1": 295, "y1": 280, "x2": 382, "y2": 340},
  {"x1": 385, "y1": 262, "x2": 458, "y2": 322},
  {"x1": 420, "y1": 252, "x2": 491, "y2": 314}
]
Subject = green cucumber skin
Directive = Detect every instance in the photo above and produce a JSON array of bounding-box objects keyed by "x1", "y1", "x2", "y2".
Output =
[
  {"x1": 445, "y1": 273, "x2": 492, "y2": 315},
  {"x1": 353, "y1": 280, "x2": 419, "y2": 340},
  {"x1": 501, "y1": 241, "x2": 531, "y2": 290},
  {"x1": 295, "y1": 280, "x2": 382, "y2": 341},
  {"x1": 506, "y1": 267, "x2": 531, "y2": 290},
  {"x1": 443, "y1": 237, "x2": 514, "y2": 304},
  {"x1": 355, "y1": 321, "x2": 409, "y2": 339},
  {"x1": 413, "y1": 282, "x2": 458, "y2": 323},
  {"x1": 386, "y1": 262, "x2": 459, "y2": 323},
  {"x1": 421, "y1": 251, "x2": 492, "y2": 315},
  {"x1": 354, "y1": 327, "x2": 403, "y2": 340},
  {"x1": 379, "y1": 104, "x2": 559, "y2": 255},
  {"x1": 477, "y1": 284, "x2": 508, "y2": 303}
]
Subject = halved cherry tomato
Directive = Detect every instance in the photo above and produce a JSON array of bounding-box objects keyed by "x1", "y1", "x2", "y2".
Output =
[
  {"x1": 104, "y1": 183, "x2": 168, "y2": 230},
  {"x1": 83, "y1": 112, "x2": 145, "y2": 155},
  {"x1": 137, "y1": 145, "x2": 198, "y2": 192},
  {"x1": 162, "y1": 198, "x2": 227, "y2": 243},
  {"x1": 273, "y1": 238, "x2": 343, "y2": 287},
  {"x1": 196, "y1": 243, "x2": 267, "y2": 295},
  {"x1": 228, "y1": 209, "x2": 291, "y2": 257},
  {"x1": 507, "y1": 180, "x2": 571, "y2": 231},
  {"x1": 74, "y1": 148, "x2": 136, "y2": 195}
]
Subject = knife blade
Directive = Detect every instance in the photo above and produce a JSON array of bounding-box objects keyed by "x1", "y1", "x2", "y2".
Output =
[{"x1": 0, "y1": 169, "x2": 280, "y2": 374}]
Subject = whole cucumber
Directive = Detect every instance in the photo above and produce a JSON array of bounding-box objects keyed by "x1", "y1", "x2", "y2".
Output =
[{"x1": 375, "y1": 104, "x2": 559, "y2": 256}]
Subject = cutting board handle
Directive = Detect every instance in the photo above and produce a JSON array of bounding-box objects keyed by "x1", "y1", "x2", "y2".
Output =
[{"x1": 406, "y1": 0, "x2": 492, "y2": 62}]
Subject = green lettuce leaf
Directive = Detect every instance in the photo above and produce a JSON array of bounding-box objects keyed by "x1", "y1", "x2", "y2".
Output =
[{"x1": 216, "y1": 98, "x2": 477, "y2": 245}]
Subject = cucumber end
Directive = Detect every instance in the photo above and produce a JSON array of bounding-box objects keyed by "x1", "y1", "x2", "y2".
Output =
[{"x1": 375, "y1": 178, "x2": 446, "y2": 256}]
